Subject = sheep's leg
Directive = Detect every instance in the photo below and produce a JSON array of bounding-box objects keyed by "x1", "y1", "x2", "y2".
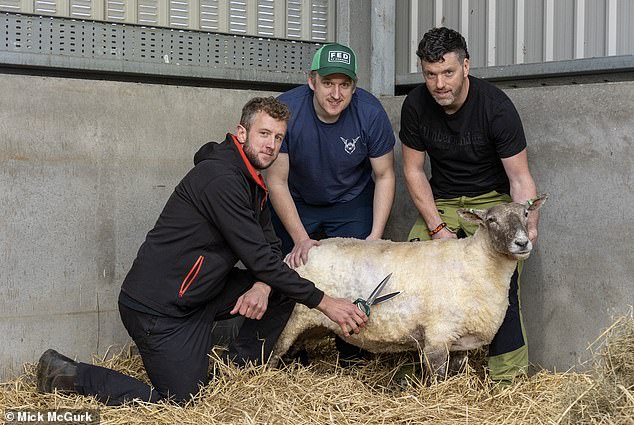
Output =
[
  {"x1": 422, "y1": 345, "x2": 451, "y2": 382},
  {"x1": 448, "y1": 351, "x2": 468, "y2": 374},
  {"x1": 270, "y1": 326, "x2": 301, "y2": 367},
  {"x1": 270, "y1": 308, "x2": 322, "y2": 366}
]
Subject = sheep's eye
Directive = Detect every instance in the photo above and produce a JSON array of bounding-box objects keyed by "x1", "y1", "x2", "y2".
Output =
[
  {"x1": 487, "y1": 216, "x2": 497, "y2": 224},
  {"x1": 524, "y1": 211, "x2": 529, "y2": 218}
]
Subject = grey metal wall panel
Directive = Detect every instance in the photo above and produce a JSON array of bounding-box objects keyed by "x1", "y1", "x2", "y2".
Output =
[
  {"x1": 310, "y1": 0, "x2": 328, "y2": 41},
  {"x1": 553, "y1": 0, "x2": 574, "y2": 61},
  {"x1": 138, "y1": 0, "x2": 159, "y2": 25},
  {"x1": 70, "y1": 0, "x2": 92, "y2": 18},
  {"x1": 585, "y1": 0, "x2": 606, "y2": 58},
  {"x1": 395, "y1": 0, "x2": 410, "y2": 75},
  {"x1": 0, "y1": 0, "x2": 21, "y2": 11},
  {"x1": 617, "y1": 0, "x2": 634, "y2": 54},
  {"x1": 442, "y1": 0, "x2": 461, "y2": 29},
  {"x1": 497, "y1": 0, "x2": 514, "y2": 66},
  {"x1": 524, "y1": 0, "x2": 543, "y2": 63},
  {"x1": 170, "y1": 0, "x2": 190, "y2": 28},
  {"x1": 398, "y1": 0, "x2": 633, "y2": 84},
  {"x1": 1, "y1": 1, "x2": 333, "y2": 41},
  {"x1": 228, "y1": 0, "x2": 246, "y2": 33},
  {"x1": 106, "y1": 0, "x2": 127, "y2": 21},
  {"x1": 34, "y1": 0, "x2": 57, "y2": 15},
  {"x1": 286, "y1": 0, "x2": 302, "y2": 38},
  {"x1": 468, "y1": 0, "x2": 486, "y2": 68},
  {"x1": 0, "y1": 13, "x2": 320, "y2": 84},
  {"x1": 256, "y1": 0, "x2": 274, "y2": 36},
  {"x1": 417, "y1": 0, "x2": 434, "y2": 42},
  {"x1": 199, "y1": 0, "x2": 219, "y2": 31}
]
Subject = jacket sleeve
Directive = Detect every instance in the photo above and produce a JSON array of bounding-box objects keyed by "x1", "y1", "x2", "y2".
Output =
[{"x1": 198, "y1": 174, "x2": 324, "y2": 308}]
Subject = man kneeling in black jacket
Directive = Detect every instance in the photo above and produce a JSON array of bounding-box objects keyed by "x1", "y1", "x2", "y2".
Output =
[{"x1": 36, "y1": 97, "x2": 368, "y2": 405}]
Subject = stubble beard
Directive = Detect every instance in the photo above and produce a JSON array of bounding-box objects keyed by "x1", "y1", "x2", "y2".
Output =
[
  {"x1": 433, "y1": 92, "x2": 456, "y2": 107},
  {"x1": 243, "y1": 137, "x2": 275, "y2": 170}
]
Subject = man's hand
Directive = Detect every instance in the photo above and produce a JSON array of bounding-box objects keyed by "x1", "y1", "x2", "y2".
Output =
[
  {"x1": 285, "y1": 238, "x2": 321, "y2": 269},
  {"x1": 528, "y1": 227, "x2": 538, "y2": 245},
  {"x1": 230, "y1": 282, "x2": 271, "y2": 320},
  {"x1": 316, "y1": 294, "x2": 368, "y2": 337}
]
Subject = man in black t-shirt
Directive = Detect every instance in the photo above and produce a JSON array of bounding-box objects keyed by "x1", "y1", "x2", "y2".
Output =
[{"x1": 400, "y1": 27, "x2": 541, "y2": 383}]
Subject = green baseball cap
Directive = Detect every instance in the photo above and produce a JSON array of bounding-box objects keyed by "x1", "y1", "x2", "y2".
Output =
[{"x1": 311, "y1": 43, "x2": 358, "y2": 80}]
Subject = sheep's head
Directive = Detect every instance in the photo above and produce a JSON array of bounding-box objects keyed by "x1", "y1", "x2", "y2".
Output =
[{"x1": 457, "y1": 194, "x2": 548, "y2": 260}]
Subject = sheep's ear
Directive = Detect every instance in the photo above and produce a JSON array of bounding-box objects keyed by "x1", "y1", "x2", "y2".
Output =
[
  {"x1": 526, "y1": 193, "x2": 548, "y2": 211},
  {"x1": 457, "y1": 208, "x2": 486, "y2": 224}
]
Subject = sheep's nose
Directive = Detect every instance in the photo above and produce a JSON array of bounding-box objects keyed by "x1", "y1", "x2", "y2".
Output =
[{"x1": 515, "y1": 238, "x2": 529, "y2": 249}]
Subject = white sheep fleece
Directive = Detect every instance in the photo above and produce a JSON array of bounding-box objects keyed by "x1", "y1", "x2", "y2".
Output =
[{"x1": 270, "y1": 196, "x2": 547, "y2": 370}]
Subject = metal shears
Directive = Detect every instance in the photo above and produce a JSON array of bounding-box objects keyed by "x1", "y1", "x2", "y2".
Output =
[{"x1": 353, "y1": 273, "x2": 400, "y2": 317}]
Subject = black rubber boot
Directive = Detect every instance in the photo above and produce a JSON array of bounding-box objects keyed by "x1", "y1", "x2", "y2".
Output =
[{"x1": 36, "y1": 349, "x2": 79, "y2": 394}]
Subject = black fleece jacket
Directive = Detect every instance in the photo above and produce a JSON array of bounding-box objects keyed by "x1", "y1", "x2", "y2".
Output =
[{"x1": 120, "y1": 134, "x2": 324, "y2": 317}]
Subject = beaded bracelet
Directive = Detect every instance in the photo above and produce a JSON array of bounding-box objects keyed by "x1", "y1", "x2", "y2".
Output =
[{"x1": 428, "y1": 222, "x2": 447, "y2": 236}]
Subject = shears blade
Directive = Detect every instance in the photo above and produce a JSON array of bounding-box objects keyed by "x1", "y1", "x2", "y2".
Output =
[
  {"x1": 371, "y1": 291, "x2": 400, "y2": 305},
  {"x1": 354, "y1": 273, "x2": 398, "y2": 317},
  {"x1": 365, "y1": 272, "x2": 393, "y2": 305}
]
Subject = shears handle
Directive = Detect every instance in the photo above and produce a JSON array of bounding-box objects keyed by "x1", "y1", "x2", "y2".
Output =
[{"x1": 353, "y1": 298, "x2": 371, "y2": 317}]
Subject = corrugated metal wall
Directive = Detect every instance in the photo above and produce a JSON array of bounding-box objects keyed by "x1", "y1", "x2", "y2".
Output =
[
  {"x1": 396, "y1": 0, "x2": 634, "y2": 75},
  {"x1": 0, "y1": 0, "x2": 335, "y2": 41}
]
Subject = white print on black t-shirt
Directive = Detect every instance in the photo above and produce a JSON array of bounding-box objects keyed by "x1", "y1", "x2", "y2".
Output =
[{"x1": 340, "y1": 136, "x2": 360, "y2": 154}]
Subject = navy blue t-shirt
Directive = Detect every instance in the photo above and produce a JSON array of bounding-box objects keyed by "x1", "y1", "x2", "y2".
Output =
[{"x1": 277, "y1": 85, "x2": 395, "y2": 205}]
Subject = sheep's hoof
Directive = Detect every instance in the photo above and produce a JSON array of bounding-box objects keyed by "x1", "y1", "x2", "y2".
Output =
[
  {"x1": 393, "y1": 362, "x2": 424, "y2": 387},
  {"x1": 449, "y1": 352, "x2": 468, "y2": 374},
  {"x1": 279, "y1": 349, "x2": 310, "y2": 367}
]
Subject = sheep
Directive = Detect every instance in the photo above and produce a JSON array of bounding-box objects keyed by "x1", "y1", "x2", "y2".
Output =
[{"x1": 271, "y1": 194, "x2": 548, "y2": 377}]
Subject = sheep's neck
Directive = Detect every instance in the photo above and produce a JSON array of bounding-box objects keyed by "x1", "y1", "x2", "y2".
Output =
[{"x1": 468, "y1": 228, "x2": 519, "y2": 278}]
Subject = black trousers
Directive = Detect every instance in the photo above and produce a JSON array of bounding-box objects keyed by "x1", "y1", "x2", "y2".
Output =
[
  {"x1": 488, "y1": 268, "x2": 524, "y2": 356},
  {"x1": 75, "y1": 268, "x2": 296, "y2": 405}
]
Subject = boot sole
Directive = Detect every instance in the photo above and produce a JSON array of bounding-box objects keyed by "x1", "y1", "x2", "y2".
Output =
[{"x1": 36, "y1": 349, "x2": 59, "y2": 393}]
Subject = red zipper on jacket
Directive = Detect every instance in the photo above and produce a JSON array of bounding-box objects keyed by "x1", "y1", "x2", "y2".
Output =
[{"x1": 178, "y1": 255, "x2": 204, "y2": 298}]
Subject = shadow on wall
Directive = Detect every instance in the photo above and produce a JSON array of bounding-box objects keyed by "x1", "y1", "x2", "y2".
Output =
[{"x1": 380, "y1": 96, "x2": 419, "y2": 242}]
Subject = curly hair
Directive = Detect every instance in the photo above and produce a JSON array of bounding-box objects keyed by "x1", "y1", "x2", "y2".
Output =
[
  {"x1": 240, "y1": 97, "x2": 291, "y2": 130},
  {"x1": 416, "y1": 27, "x2": 470, "y2": 63}
]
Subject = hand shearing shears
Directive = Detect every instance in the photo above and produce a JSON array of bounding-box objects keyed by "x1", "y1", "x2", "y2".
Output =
[{"x1": 353, "y1": 273, "x2": 400, "y2": 317}]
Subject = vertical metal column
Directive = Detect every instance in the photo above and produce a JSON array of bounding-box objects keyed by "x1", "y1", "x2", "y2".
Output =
[
  {"x1": 273, "y1": 0, "x2": 285, "y2": 38},
  {"x1": 544, "y1": 0, "x2": 554, "y2": 61},
  {"x1": 300, "y1": 0, "x2": 310, "y2": 40},
  {"x1": 326, "y1": 0, "x2": 335, "y2": 42},
  {"x1": 370, "y1": 0, "x2": 394, "y2": 96},
  {"x1": 190, "y1": 0, "x2": 200, "y2": 29},
  {"x1": 157, "y1": 0, "x2": 168, "y2": 26},
  {"x1": 514, "y1": 0, "x2": 525, "y2": 64},
  {"x1": 606, "y1": 0, "x2": 617, "y2": 56},
  {"x1": 460, "y1": 0, "x2": 469, "y2": 48},
  {"x1": 486, "y1": 0, "x2": 496, "y2": 66},
  {"x1": 574, "y1": 0, "x2": 585, "y2": 59},
  {"x1": 20, "y1": 0, "x2": 33, "y2": 13},
  {"x1": 408, "y1": 0, "x2": 418, "y2": 73},
  {"x1": 434, "y1": 0, "x2": 442, "y2": 27}
]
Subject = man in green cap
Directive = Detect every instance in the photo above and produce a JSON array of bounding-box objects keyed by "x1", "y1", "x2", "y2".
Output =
[{"x1": 267, "y1": 43, "x2": 396, "y2": 364}]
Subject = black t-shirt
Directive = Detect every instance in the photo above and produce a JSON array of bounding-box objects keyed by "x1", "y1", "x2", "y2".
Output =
[{"x1": 399, "y1": 76, "x2": 527, "y2": 198}]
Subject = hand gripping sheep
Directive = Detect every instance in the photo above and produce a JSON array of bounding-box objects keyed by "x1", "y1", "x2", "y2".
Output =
[{"x1": 270, "y1": 195, "x2": 548, "y2": 377}]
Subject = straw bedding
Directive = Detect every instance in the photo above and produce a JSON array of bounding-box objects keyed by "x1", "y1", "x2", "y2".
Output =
[{"x1": 1, "y1": 311, "x2": 632, "y2": 425}]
